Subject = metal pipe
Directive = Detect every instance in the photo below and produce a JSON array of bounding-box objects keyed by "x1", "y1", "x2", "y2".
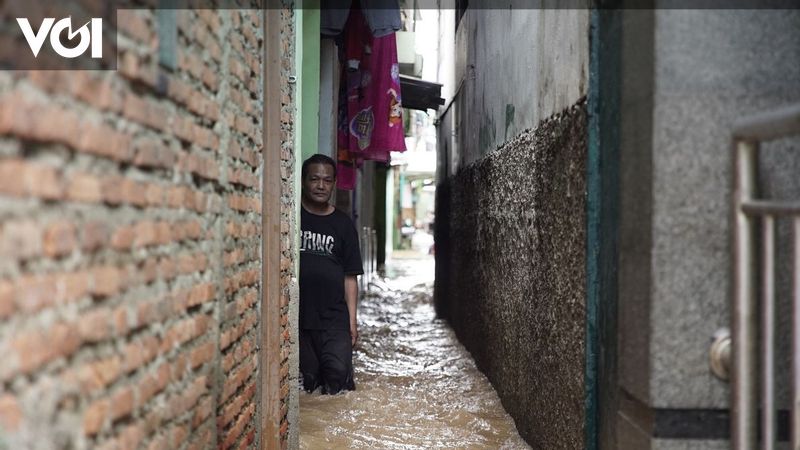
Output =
[
  {"x1": 368, "y1": 227, "x2": 373, "y2": 285},
  {"x1": 733, "y1": 139, "x2": 759, "y2": 450},
  {"x1": 762, "y1": 215, "x2": 776, "y2": 450},
  {"x1": 371, "y1": 229, "x2": 377, "y2": 277},
  {"x1": 742, "y1": 200, "x2": 800, "y2": 217},
  {"x1": 363, "y1": 226, "x2": 370, "y2": 287},
  {"x1": 361, "y1": 227, "x2": 369, "y2": 291},
  {"x1": 367, "y1": 226, "x2": 373, "y2": 286},
  {"x1": 732, "y1": 103, "x2": 800, "y2": 142},
  {"x1": 793, "y1": 217, "x2": 800, "y2": 450}
]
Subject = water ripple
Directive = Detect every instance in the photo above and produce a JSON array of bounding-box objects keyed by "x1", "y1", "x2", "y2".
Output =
[{"x1": 299, "y1": 257, "x2": 531, "y2": 450}]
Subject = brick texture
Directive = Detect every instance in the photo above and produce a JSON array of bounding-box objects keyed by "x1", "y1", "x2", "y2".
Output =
[{"x1": 0, "y1": 4, "x2": 296, "y2": 450}]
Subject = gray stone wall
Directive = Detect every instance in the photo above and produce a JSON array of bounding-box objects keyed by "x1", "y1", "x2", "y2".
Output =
[
  {"x1": 649, "y1": 9, "x2": 800, "y2": 409},
  {"x1": 434, "y1": 101, "x2": 587, "y2": 449},
  {"x1": 617, "y1": 8, "x2": 800, "y2": 449}
]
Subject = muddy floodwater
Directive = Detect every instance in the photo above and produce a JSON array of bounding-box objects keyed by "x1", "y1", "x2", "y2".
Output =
[{"x1": 299, "y1": 256, "x2": 531, "y2": 450}]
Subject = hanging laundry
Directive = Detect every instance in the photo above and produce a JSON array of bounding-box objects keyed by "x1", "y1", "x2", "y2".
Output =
[
  {"x1": 321, "y1": 0, "x2": 402, "y2": 38},
  {"x1": 335, "y1": 4, "x2": 406, "y2": 191},
  {"x1": 336, "y1": 150, "x2": 358, "y2": 191}
]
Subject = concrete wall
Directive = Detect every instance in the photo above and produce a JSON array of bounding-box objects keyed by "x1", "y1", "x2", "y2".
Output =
[
  {"x1": 0, "y1": 4, "x2": 297, "y2": 450},
  {"x1": 437, "y1": 6, "x2": 800, "y2": 449},
  {"x1": 436, "y1": 104, "x2": 588, "y2": 449},
  {"x1": 616, "y1": 8, "x2": 800, "y2": 448},
  {"x1": 437, "y1": 7, "x2": 589, "y2": 175},
  {"x1": 280, "y1": 6, "x2": 300, "y2": 450},
  {"x1": 461, "y1": 8, "x2": 588, "y2": 163},
  {"x1": 434, "y1": 7, "x2": 590, "y2": 449}
]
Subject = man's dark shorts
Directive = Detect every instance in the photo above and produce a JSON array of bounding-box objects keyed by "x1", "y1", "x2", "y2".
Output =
[{"x1": 299, "y1": 329, "x2": 355, "y2": 394}]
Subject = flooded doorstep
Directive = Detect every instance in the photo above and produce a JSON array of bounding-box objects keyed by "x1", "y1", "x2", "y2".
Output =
[{"x1": 299, "y1": 256, "x2": 531, "y2": 450}]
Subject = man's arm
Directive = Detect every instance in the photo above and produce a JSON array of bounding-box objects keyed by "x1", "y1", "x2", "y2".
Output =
[{"x1": 345, "y1": 275, "x2": 359, "y2": 346}]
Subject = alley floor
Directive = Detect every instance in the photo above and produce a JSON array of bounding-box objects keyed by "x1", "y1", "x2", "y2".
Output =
[{"x1": 299, "y1": 255, "x2": 531, "y2": 449}]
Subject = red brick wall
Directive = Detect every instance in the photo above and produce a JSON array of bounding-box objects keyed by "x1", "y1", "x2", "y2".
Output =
[{"x1": 0, "y1": 4, "x2": 295, "y2": 450}]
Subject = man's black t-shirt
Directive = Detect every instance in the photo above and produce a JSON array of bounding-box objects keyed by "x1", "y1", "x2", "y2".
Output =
[{"x1": 300, "y1": 206, "x2": 364, "y2": 330}]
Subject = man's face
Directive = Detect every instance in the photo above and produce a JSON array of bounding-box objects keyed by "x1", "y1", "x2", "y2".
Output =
[{"x1": 302, "y1": 163, "x2": 335, "y2": 205}]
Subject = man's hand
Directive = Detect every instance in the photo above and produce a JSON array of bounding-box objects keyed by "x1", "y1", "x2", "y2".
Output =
[
  {"x1": 350, "y1": 321, "x2": 359, "y2": 347},
  {"x1": 345, "y1": 274, "x2": 359, "y2": 347}
]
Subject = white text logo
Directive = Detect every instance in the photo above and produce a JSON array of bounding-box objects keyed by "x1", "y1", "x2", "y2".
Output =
[{"x1": 16, "y1": 17, "x2": 103, "y2": 59}]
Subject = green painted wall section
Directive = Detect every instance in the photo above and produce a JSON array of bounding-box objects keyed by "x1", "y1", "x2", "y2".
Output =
[
  {"x1": 293, "y1": 3, "x2": 321, "y2": 274},
  {"x1": 294, "y1": 2, "x2": 321, "y2": 272},
  {"x1": 586, "y1": 6, "x2": 621, "y2": 450},
  {"x1": 299, "y1": 0, "x2": 320, "y2": 162}
]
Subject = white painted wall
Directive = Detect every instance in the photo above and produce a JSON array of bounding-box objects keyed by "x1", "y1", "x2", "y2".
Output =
[{"x1": 437, "y1": 6, "x2": 590, "y2": 167}]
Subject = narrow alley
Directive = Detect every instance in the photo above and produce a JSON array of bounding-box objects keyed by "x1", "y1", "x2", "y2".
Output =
[
  {"x1": 299, "y1": 255, "x2": 530, "y2": 450},
  {"x1": 0, "y1": 3, "x2": 799, "y2": 450}
]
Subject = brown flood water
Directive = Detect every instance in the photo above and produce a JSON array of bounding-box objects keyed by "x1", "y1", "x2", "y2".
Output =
[{"x1": 299, "y1": 256, "x2": 531, "y2": 450}]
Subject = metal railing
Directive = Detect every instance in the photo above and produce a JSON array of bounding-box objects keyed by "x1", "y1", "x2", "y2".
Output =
[
  {"x1": 360, "y1": 226, "x2": 378, "y2": 291},
  {"x1": 731, "y1": 103, "x2": 800, "y2": 450}
]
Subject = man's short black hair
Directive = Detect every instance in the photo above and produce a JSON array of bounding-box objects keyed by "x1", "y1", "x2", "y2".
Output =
[{"x1": 301, "y1": 154, "x2": 337, "y2": 180}]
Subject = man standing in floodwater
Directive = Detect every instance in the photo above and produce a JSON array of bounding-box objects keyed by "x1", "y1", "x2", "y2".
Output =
[{"x1": 299, "y1": 154, "x2": 363, "y2": 394}]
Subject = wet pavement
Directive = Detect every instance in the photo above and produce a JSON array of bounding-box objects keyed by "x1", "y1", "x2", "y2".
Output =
[{"x1": 299, "y1": 256, "x2": 531, "y2": 450}]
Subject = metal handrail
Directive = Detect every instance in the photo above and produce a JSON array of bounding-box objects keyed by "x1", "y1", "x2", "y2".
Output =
[
  {"x1": 360, "y1": 226, "x2": 378, "y2": 291},
  {"x1": 741, "y1": 200, "x2": 800, "y2": 217},
  {"x1": 733, "y1": 103, "x2": 800, "y2": 142},
  {"x1": 731, "y1": 103, "x2": 800, "y2": 450}
]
